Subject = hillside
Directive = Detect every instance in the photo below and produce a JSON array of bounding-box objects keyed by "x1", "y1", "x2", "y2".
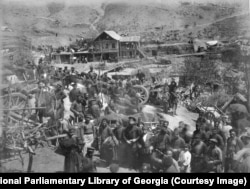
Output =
[{"x1": 0, "y1": 1, "x2": 249, "y2": 47}]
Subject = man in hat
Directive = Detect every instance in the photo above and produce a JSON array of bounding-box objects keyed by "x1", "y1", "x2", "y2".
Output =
[
  {"x1": 122, "y1": 116, "x2": 143, "y2": 170},
  {"x1": 55, "y1": 67, "x2": 63, "y2": 79},
  {"x1": 63, "y1": 66, "x2": 68, "y2": 74},
  {"x1": 192, "y1": 121, "x2": 207, "y2": 142},
  {"x1": 54, "y1": 82, "x2": 66, "y2": 101},
  {"x1": 69, "y1": 82, "x2": 82, "y2": 103},
  {"x1": 150, "y1": 120, "x2": 172, "y2": 171},
  {"x1": 33, "y1": 80, "x2": 46, "y2": 123},
  {"x1": 151, "y1": 119, "x2": 172, "y2": 153},
  {"x1": 99, "y1": 118, "x2": 118, "y2": 166},
  {"x1": 60, "y1": 128, "x2": 82, "y2": 173},
  {"x1": 190, "y1": 133, "x2": 208, "y2": 173},
  {"x1": 206, "y1": 138, "x2": 223, "y2": 173},
  {"x1": 70, "y1": 94, "x2": 86, "y2": 123},
  {"x1": 169, "y1": 78, "x2": 177, "y2": 93},
  {"x1": 80, "y1": 147, "x2": 97, "y2": 172}
]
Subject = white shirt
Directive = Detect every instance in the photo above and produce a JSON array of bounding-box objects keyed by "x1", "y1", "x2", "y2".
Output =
[{"x1": 179, "y1": 150, "x2": 191, "y2": 167}]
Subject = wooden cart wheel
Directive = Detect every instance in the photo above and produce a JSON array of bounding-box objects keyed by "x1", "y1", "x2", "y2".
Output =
[
  {"x1": 1, "y1": 92, "x2": 29, "y2": 123},
  {"x1": 133, "y1": 85, "x2": 149, "y2": 105},
  {"x1": 204, "y1": 111, "x2": 215, "y2": 123}
]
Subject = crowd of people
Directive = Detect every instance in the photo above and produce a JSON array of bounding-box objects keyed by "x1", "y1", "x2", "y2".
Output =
[{"x1": 29, "y1": 61, "x2": 250, "y2": 173}]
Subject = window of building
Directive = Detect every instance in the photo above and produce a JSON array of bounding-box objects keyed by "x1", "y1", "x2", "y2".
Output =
[
  {"x1": 106, "y1": 44, "x2": 109, "y2": 49},
  {"x1": 112, "y1": 43, "x2": 116, "y2": 49}
]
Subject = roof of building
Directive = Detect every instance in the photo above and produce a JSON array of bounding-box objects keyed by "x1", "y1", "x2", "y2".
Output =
[
  {"x1": 120, "y1": 36, "x2": 140, "y2": 42},
  {"x1": 74, "y1": 51, "x2": 90, "y2": 54},
  {"x1": 103, "y1": 31, "x2": 121, "y2": 41},
  {"x1": 51, "y1": 52, "x2": 72, "y2": 55},
  {"x1": 95, "y1": 31, "x2": 140, "y2": 42}
]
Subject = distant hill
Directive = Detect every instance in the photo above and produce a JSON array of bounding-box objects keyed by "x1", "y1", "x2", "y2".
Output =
[{"x1": 0, "y1": 1, "x2": 249, "y2": 47}]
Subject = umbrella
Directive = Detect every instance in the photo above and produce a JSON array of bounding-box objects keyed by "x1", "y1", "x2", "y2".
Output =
[{"x1": 229, "y1": 103, "x2": 248, "y2": 114}]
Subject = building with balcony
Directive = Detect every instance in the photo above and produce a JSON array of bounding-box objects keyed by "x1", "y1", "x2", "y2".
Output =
[{"x1": 92, "y1": 31, "x2": 141, "y2": 62}]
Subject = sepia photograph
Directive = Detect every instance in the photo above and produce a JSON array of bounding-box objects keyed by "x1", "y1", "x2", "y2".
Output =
[{"x1": 0, "y1": 0, "x2": 250, "y2": 173}]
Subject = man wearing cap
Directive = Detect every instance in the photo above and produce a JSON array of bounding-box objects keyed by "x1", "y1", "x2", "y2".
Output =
[
  {"x1": 192, "y1": 121, "x2": 207, "y2": 142},
  {"x1": 169, "y1": 78, "x2": 177, "y2": 93},
  {"x1": 190, "y1": 133, "x2": 208, "y2": 172},
  {"x1": 70, "y1": 94, "x2": 86, "y2": 123},
  {"x1": 206, "y1": 138, "x2": 223, "y2": 173},
  {"x1": 63, "y1": 66, "x2": 68, "y2": 74},
  {"x1": 54, "y1": 82, "x2": 66, "y2": 101},
  {"x1": 60, "y1": 128, "x2": 82, "y2": 173},
  {"x1": 122, "y1": 116, "x2": 143, "y2": 170},
  {"x1": 69, "y1": 83, "x2": 82, "y2": 103},
  {"x1": 80, "y1": 147, "x2": 97, "y2": 172},
  {"x1": 150, "y1": 120, "x2": 172, "y2": 171},
  {"x1": 99, "y1": 118, "x2": 118, "y2": 166},
  {"x1": 151, "y1": 120, "x2": 172, "y2": 153},
  {"x1": 33, "y1": 80, "x2": 47, "y2": 123},
  {"x1": 55, "y1": 67, "x2": 63, "y2": 79}
]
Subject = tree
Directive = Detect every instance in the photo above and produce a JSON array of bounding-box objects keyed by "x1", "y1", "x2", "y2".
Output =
[
  {"x1": 183, "y1": 55, "x2": 221, "y2": 86},
  {"x1": 237, "y1": 39, "x2": 250, "y2": 110}
]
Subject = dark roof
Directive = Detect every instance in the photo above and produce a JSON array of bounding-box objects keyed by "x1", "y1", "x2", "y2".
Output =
[{"x1": 94, "y1": 31, "x2": 140, "y2": 42}]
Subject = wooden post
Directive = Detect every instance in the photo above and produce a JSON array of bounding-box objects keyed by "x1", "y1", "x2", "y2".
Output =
[
  {"x1": 117, "y1": 40, "x2": 119, "y2": 62},
  {"x1": 27, "y1": 153, "x2": 33, "y2": 173}
]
